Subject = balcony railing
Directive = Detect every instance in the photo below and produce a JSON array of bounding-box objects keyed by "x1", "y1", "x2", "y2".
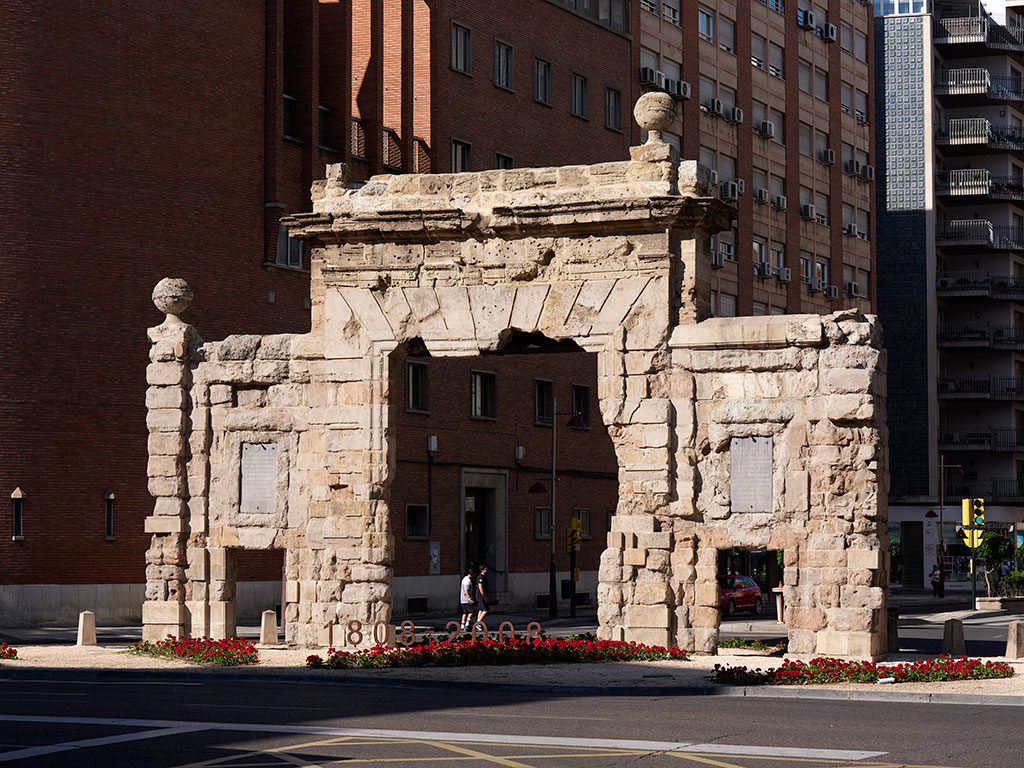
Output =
[
  {"x1": 936, "y1": 271, "x2": 1024, "y2": 299},
  {"x1": 936, "y1": 118, "x2": 1024, "y2": 152},
  {"x1": 936, "y1": 170, "x2": 1024, "y2": 199},
  {"x1": 946, "y1": 476, "x2": 1024, "y2": 503},
  {"x1": 937, "y1": 321, "x2": 1024, "y2": 348},
  {"x1": 937, "y1": 220, "x2": 1024, "y2": 251},
  {"x1": 934, "y1": 69, "x2": 1024, "y2": 101},
  {"x1": 938, "y1": 426, "x2": 1024, "y2": 451},
  {"x1": 935, "y1": 16, "x2": 1024, "y2": 51},
  {"x1": 937, "y1": 375, "x2": 1024, "y2": 399}
]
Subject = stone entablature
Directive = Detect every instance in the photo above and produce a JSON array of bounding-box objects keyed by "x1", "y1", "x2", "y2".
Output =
[{"x1": 142, "y1": 94, "x2": 889, "y2": 656}]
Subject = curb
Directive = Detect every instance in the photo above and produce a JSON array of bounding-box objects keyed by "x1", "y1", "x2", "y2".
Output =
[{"x1": 2, "y1": 667, "x2": 1023, "y2": 705}]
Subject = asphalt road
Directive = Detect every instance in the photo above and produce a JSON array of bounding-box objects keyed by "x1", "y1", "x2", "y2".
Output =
[{"x1": 0, "y1": 677, "x2": 1018, "y2": 767}]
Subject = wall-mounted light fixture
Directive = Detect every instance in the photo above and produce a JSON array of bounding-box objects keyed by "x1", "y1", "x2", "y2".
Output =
[
  {"x1": 10, "y1": 487, "x2": 24, "y2": 541},
  {"x1": 515, "y1": 445, "x2": 526, "y2": 465},
  {"x1": 104, "y1": 490, "x2": 116, "y2": 540}
]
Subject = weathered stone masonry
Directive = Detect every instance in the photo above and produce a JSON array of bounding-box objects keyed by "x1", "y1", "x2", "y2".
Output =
[{"x1": 143, "y1": 95, "x2": 889, "y2": 655}]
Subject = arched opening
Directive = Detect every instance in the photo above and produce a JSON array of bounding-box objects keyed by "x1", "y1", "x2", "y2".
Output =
[{"x1": 387, "y1": 331, "x2": 618, "y2": 617}]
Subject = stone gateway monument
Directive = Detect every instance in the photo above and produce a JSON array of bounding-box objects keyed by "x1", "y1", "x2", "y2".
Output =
[{"x1": 143, "y1": 94, "x2": 889, "y2": 657}]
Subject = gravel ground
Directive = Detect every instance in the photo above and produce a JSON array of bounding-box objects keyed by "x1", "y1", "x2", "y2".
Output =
[{"x1": 3, "y1": 645, "x2": 1024, "y2": 696}]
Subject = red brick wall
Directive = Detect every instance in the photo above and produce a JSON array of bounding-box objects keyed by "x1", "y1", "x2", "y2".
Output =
[
  {"x1": 427, "y1": 1, "x2": 634, "y2": 171},
  {"x1": 0, "y1": 1, "x2": 314, "y2": 585},
  {"x1": 389, "y1": 347, "x2": 617, "y2": 579}
]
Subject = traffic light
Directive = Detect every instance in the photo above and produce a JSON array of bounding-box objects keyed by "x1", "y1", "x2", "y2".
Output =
[
  {"x1": 565, "y1": 517, "x2": 582, "y2": 554},
  {"x1": 961, "y1": 498, "x2": 971, "y2": 527},
  {"x1": 971, "y1": 497, "x2": 985, "y2": 527}
]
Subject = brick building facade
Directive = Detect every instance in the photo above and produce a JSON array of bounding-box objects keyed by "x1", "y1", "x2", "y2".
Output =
[{"x1": 2, "y1": 0, "x2": 875, "y2": 625}]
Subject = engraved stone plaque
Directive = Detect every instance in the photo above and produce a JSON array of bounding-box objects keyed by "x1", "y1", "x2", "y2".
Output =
[
  {"x1": 730, "y1": 436, "x2": 773, "y2": 513},
  {"x1": 241, "y1": 442, "x2": 278, "y2": 515}
]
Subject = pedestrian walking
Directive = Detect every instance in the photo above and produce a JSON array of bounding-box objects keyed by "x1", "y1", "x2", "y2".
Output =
[
  {"x1": 929, "y1": 564, "x2": 942, "y2": 598},
  {"x1": 475, "y1": 564, "x2": 491, "y2": 625},
  {"x1": 459, "y1": 565, "x2": 477, "y2": 631}
]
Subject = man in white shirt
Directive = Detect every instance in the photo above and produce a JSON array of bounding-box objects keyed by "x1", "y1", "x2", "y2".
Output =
[{"x1": 460, "y1": 566, "x2": 477, "y2": 631}]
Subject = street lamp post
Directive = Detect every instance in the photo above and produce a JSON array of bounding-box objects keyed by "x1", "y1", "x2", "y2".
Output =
[
  {"x1": 937, "y1": 453, "x2": 961, "y2": 596},
  {"x1": 549, "y1": 397, "x2": 558, "y2": 619}
]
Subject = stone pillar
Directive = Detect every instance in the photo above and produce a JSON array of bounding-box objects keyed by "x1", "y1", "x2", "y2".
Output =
[
  {"x1": 142, "y1": 278, "x2": 198, "y2": 642},
  {"x1": 76, "y1": 611, "x2": 96, "y2": 647},
  {"x1": 209, "y1": 547, "x2": 237, "y2": 638}
]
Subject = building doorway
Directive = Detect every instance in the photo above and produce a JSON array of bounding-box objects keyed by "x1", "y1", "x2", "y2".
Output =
[
  {"x1": 717, "y1": 547, "x2": 784, "y2": 619},
  {"x1": 462, "y1": 469, "x2": 508, "y2": 599}
]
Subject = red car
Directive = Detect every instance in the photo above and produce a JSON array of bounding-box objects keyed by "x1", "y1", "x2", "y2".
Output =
[{"x1": 718, "y1": 575, "x2": 763, "y2": 616}]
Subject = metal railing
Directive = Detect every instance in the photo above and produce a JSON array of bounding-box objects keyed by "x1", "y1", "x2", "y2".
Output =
[
  {"x1": 946, "y1": 476, "x2": 1024, "y2": 503},
  {"x1": 937, "y1": 375, "x2": 1024, "y2": 399},
  {"x1": 938, "y1": 426, "x2": 1024, "y2": 451},
  {"x1": 936, "y1": 271, "x2": 1024, "y2": 298},
  {"x1": 936, "y1": 119, "x2": 1024, "y2": 151},
  {"x1": 756, "y1": 0, "x2": 784, "y2": 14},
  {"x1": 935, "y1": 69, "x2": 1024, "y2": 101},
  {"x1": 937, "y1": 322, "x2": 1024, "y2": 348},
  {"x1": 351, "y1": 118, "x2": 367, "y2": 160},
  {"x1": 935, "y1": 16, "x2": 1024, "y2": 50},
  {"x1": 937, "y1": 220, "x2": 1024, "y2": 251},
  {"x1": 937, "y1": 170, "x2": 1024, "y2": 199},
  {"x1": 383, "y1": 127, "x2": 402, "y2": 170}
]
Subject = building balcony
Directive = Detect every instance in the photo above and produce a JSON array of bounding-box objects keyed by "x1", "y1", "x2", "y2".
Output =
[
  {"x1": 938, "y1": 425, "x2": 1024, "y2": 451},
  {"x1": 937, "y1": 375, "x2": 1024, "y2": 399},
  {"x1": 946, "y1": 475, "x2": 1024, "y2": 503},
  {"x1": 937, "y1": 220, "x2": 1024, "y2": 252},
  {"x1": 937, "y1": 321, "x2": 1024, "y2": 349},
  {"x1": 936, "y1": 170, "x2": 1024, "y2": 202},
  {"x1": 934, "y1": 16, "x2": 1024, "y2": 55},
  {"x1": 936, "y1": 271, "x2": 1024, "y2": 300},
  {"x1": 934, "y1": 69, "x2": 1024, "y2": 105},
  {"x1": 936, "y1": 119, "x2": 1024, "y2": 156}
]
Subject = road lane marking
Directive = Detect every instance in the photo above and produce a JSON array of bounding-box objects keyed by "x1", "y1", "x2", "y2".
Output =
[
  {"x1": 0, "y1": 725, "x2": 209, "y2": 763},
  {"x1": 669, "y1": 754, "x2": 749, "y2": 768},
  {"x1": 423, "y1": 739, "x2": 539, "y2": 768},
  {"x1": 0, "y1": 715, "x2": 888, "y2": 761}
]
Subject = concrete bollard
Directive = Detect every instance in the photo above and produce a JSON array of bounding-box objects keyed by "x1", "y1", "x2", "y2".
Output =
[
  {"x1": 76, "y1": 611, "x2": 96, "y2": 647},
  {"x1": 1006, "y1": 620, "x2": 1024, "y2": 659},
  {"x1": 942, "y1": 618, "x2": 966, "y2": 655},
  {"x1": 260, "y1": 610, "x2": 279, "y2": 645}
]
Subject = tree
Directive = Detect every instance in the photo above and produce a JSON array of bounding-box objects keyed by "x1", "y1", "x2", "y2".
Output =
[{"x1": 977, "y1": 532, "x2": 1014, "y2": 597}]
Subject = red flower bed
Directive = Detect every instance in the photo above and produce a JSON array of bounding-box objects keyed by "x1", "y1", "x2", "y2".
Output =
[
  {"x1": 0, "y1": 642, "x2": 17, "y2": 661},
  {"x1": 130, "y1": 635, "x2": 259, "y2": 667},
  {"x1": 714, "y1": 655, "x2": 1014, "y2": 686},
  {"x1": 306, "y1": 637, "x2": 688, "y2": 669}
]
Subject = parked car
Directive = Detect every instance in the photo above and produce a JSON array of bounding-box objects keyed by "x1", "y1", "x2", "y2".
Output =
[{"x1": 718, "y1": 575, "x2": 763, "y2": 616}]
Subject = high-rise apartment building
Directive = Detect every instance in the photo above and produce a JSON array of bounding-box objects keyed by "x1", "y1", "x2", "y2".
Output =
[
  {"x1": 636, "y1": 0, "x2": 876, "y2": 318},
  {"x1": 876, "y1": 0, "x2": 1024, "y2": 589}
]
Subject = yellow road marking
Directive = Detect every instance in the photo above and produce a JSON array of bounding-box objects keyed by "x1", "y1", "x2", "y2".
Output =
[
  {"x1": 421, "y1": 740, "x2": 541, "y2": 767},
  {"x1": 668, "y1": 752, "x2": 750, "y2": 768},
  {"x1": 265, "y1": 736, "x2": 354, "y2": 753}
]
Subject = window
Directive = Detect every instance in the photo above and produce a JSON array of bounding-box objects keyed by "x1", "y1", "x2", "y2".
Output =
[
  {"x1": 719, "y1": 85, "x2": 737, "y2": 111},
  {"x1": 451, "y1": 139, "x2": 471, "y2": 172},
  {"x1": 407, "y1": 362, "x2": 428, "y2": 411},
  {"x1": 12, "y1": 496, "x2": 23, "y2": 539},
  {"x1": 799, "y1": 123, "x2": 813, "y2": 156},
  {"x1": 753, "y1": 301, "x2": 768, "y2": 316},
  {"x1": 753, "y1": 167, "x2": 768, "y2": 192},
  {"x1": 840, "y1": 23, "x2": 853, "y2": 51},
  {"x1": 495, "y1": 152, "x2": 514, "y2": 169},
  {"x1": 571, "y1": 384, "x2": 590, "y2": 427},
  {"x1": 534, "y1": 506, "x2": 552, "y2": 539},
  {"x1": 452, "y1": 23, "x2": 472, "y2": 73},
  {"x1": 769, "y1": 173, "x2": 785, "y2": 201},
  {"x1": 570, "y1": 72, "x2": 588, "y2": 118},
  {"x1": 814, "y1": 129, "x2": 829, "y2": 158},
  {"x1": 800, "y1": 252, "x2": 813, "y2": 282},
  {"x1": 816, "y1": 259, "x2": 830, "y2": 286},
  {"x1": 854, "y1": 30, "x2": 868, "y2": 62},
  {"x1": 494, "y1": 41, "x2": 513, "y2": 89},
  {"x1": 605, "y1": 87, "x2": 622, "y2": 131},
  {"x1": 751, "y1": 33, "x2": 766, "y2": 68},
  {"x1": 768, "y1": 43, "x2": 785, "y2": 78},
  {"x1": 813, "y1": 68, "x2": 828, "y2": 101},
  {"x1": 856, "y1": 208, "x2": 869, "y2": 236},
  {"x1": 751, "y1": 100, "x2": 767, "y2": 128},
  {"x1": 535, "y1": 379, "x2": 553, "y2": 424},
  {"x1": 104, "y1": 492, "x2": 114, "y2": 539},
  {"x1": 840, "y1": 81, "x2": 853, "y2": 112},
  {"x1": 771, "y1": 245, "x2": 785, "y2": 270},
  {"x1": 854, "y1": 89, "x2": 868, "y2": 118},
  {"x1": 699, "y1": 76, "x2": 717, "y2": 103},
  {"x1": 662, "y1": 58, "x2": 680, "y2": 82},
  {"x1": 798, "y1": 59, "x2": 812, "y2": 93},
  {"x1": 718, "y1": 292, "x2": 738, "y2": 317},
  {"x1": 471, "y1": 371, "x2": 497, "y2": 418},
  {"x1": 276, "y1": 225, "x2": 303, "y2": 269},
  {"x1": 572, "y1": 507, "x2": 592, "y2": 538},
  {"x1": 753, "y1": 237, "x2": 768, "y2": 264},
  {"x1": 814, "y1": 191, "x2": 829, "y2": 224},
  {"x1": 318, "y1": 105, "x2": 332, "y2": 148},
  {"x1": 533, "y1": 58, "x2": 552, "y2": 104},
  {"x1": 282, "y1": 94, "x2": 298, "y2": 139},
  {"x1": 769, "y1": 108, "x2": 785, "y2": 143},
  {"x1": 719, "y1": 16, "x2": 735, "y2": 53},
  {"x1": 406, "y1": 504, "x2": 429, "y2": 537},
  {"x1": 640, "y1": 47, "x2": 658, "y2": 72},
  {"x1": 663, "y1": 0, "x2": 681, "y2": 24},
  {"x1": 698, "y1": 6, "x2": 715, "y2": 41}
]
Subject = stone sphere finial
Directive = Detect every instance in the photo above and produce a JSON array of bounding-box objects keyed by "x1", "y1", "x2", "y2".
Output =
[
  {"x1": 152, "y1": 278, "x2": 193, "y2": 323},
  {"x1": 634, "y1": 92, "x2": 678, "y2": 143}
]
